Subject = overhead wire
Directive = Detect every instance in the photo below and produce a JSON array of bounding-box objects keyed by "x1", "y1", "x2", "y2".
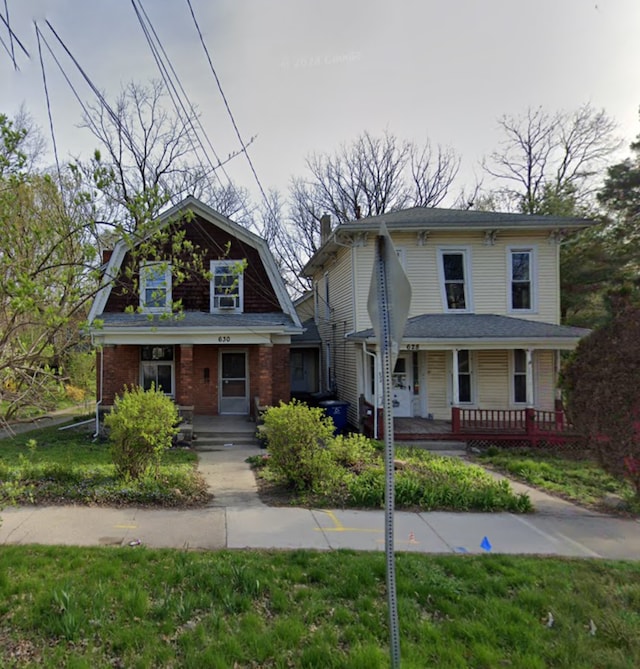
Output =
[
  {"x1": 0, "y1": 10, "x2": 29, "y2": 62},
  {"x1": 35, "y1": 22, "x2": 62, "y2": 185},
  {"x1": 130, "y1": 2, "x2": 227, "y2": 190},
  {"x1": 131, "y1": 0, "x2": 259, "y2": 230},
  {"x1": 2, "y1": 0, "x2": 13, "y2": 66},
  {"x1": 184, "y1": 0, "x2": 277, "y2": 227}
]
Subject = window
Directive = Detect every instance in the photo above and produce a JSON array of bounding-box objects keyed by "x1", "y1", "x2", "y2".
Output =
[
  {"x1": 140, "y1": 262, "x2": 171, "y2": 312},
  {"x1": 509, "y1": 248, "x2": 534, "y2": 311},
  {"x1": 211, "y1": 260, "x2": 244, "y2": 313},
  {"x1": 513, "y1": 349, "x2": 528, "y2": 404},
  {"x1": 457, "y1": 350, "x2": 472, "y2": 403},
  {"x1": 439, "y1": 249, "x2": 470, "y2": 311},
  {"x1": 141, "y1": 346, "x2": 174, "y2": 395}
]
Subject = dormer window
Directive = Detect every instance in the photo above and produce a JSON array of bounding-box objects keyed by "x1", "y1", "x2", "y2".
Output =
[
  {"x1": 211, "y1": 260, "x2": 244, "y2": 313},
  {"x1": 140, "y1": 262, "x2": 171, "y2": 312}
]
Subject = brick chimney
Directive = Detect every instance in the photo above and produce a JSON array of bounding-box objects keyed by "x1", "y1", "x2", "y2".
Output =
[{"x1": 320, "y1": 214, "x2": 332, "y2": 245}]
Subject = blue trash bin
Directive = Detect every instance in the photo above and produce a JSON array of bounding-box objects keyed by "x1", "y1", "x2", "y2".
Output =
[{"x1": 319, "y1": 400, "x2": 350, "y2": 434}]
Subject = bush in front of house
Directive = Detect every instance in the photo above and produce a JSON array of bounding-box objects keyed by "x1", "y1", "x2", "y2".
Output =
[
  {"x1": 261, "y1": 399, "x2": 338, "y2": 492},
  {"x1": 105, "y1": 385, "x2": 179, "y2": 480},
  {"x1": 562, "y1": 296, "x2": 640, "y2": 498}
]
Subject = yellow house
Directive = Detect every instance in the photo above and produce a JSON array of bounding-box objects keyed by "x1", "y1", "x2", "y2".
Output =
[{"x1": 301, "y1": 207, "x2": 590, "y2": 441}]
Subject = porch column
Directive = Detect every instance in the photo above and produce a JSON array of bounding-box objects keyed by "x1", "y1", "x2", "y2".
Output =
[
  {"x1": 451, "y1": 348, "x2": 459, "y2": 406},
  {"x1": 177, "y1": 344, "x2": 193, "y2": 406},
  {"x1": 526, "y1": 348, "x2": 534, "y2": 407}
]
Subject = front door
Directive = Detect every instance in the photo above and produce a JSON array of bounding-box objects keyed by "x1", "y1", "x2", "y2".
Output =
[
  {"x1": 219, "y1": 351, "x2": 249, "y2": 414},
  {"x1": 392, "y1": 353, "x2": 412, "y2": 417}
]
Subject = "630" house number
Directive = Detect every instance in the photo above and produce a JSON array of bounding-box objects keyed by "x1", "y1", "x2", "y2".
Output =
[{"x1": 218, "y1": 336, "x2": 231, "y2": 343}]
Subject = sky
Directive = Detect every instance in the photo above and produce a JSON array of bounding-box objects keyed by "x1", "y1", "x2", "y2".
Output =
[{"x1": 3, "y1": 0, "x2": 640, "y2": 206}]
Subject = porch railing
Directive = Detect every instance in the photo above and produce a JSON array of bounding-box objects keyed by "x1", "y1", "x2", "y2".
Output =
[{"x1": 452, "y1": 407, "x2": 572, "y2": 436}]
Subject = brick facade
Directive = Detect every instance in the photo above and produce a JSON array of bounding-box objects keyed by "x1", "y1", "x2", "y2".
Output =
[{"x1": 99, "y1": 345, "x2": 140, "y2": 405}]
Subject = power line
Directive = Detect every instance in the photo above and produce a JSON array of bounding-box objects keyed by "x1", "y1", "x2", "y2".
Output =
[
  {"x1": 0, "y1": 8, "x2": 29, "y2": 64},
  {"x1": 3, "y1": 0, "x2": 13, "y2": 66},
  {"x1": 184, "y1": 0, "x2": 275, "y2": 219},
  {"x1": 132, "y1": 0, "x2": 258, "y2": 228},
  {"x1": 35, "y1": 22, "x2": 61, "y2": 185}
]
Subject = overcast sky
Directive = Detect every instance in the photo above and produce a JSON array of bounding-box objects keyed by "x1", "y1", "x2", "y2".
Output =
[{"x1": 3, "y1": 0, "x2": 640, "y2": 205}]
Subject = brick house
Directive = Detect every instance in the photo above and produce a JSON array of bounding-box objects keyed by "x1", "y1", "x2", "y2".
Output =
[{"x1": 88, "y1": 197, "x2": 302, "y2": 423}]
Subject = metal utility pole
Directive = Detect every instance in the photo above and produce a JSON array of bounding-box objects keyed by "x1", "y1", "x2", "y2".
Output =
[{"x1": 367, "y1": 224, "x2": 411, "y2": 668}]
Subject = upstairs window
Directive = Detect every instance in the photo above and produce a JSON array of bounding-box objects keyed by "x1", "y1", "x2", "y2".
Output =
[
  {"x1": 510, "y1": 249, "x2": 534, "y2": 311},
  {"x1": 140, "y1": 262, "x2": 171, "y2": 312},
  {"x1": 211, "y1": 260, "x2": 244, "y2": 313},
  {"x1": 439, "y1": 249, "x2": 470, "y2": 311}
]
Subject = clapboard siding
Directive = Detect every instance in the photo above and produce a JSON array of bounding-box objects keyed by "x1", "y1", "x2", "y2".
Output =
[
  {"x1": 426, "y1": 351, "x2": 448, "y2": 419},
  {"x1": 350, "y1": 230, "x2": 559, "y2": 327},
  {"x1": 535, "y1": 350, "x2": 556, "y2": 411},
  {"x1": 476, "y1": 350, "x2": 509, "y2": 408}
]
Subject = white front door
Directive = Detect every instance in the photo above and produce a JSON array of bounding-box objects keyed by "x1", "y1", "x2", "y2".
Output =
[
  {"x1": 219, "y1": 351, "x2": 249, "y2": 414},
  {"x1": 392, "y1": 353, "x2": 412, "y2": 417}
]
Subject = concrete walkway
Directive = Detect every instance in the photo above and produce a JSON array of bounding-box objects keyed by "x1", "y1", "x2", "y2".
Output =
[{"x1": 1, "y1": 422, "x2": 640, "y2": 558}]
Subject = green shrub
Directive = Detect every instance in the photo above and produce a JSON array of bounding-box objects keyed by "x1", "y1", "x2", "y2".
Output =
[
  {"x1": 328, "y1": 433, "x2": 376, "y2": 469},
  {"x1": 104, "y1": 385, "x2": 178, "y2": 480},
  {"x1": 262, "y1": 400, "x2": 336, "y2": 491}
]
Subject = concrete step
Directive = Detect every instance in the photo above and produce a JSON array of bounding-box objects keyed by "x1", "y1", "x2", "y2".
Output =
[{"x1": 192, "y1": 431, "x2": 261, "y2": 452}]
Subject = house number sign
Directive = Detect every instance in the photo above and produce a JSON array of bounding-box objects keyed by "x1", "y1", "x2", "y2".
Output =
[
  {"x1": 406, "y1": 344, "x2": 420, "y2": 350},
  {"x1": 218, "y1": 336, "x2": 231, "y2": 343}
]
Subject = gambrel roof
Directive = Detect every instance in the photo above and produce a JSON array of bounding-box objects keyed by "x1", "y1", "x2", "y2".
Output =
[{"x1": 88, "y1": 196, "x2": 301, "y2": 329}]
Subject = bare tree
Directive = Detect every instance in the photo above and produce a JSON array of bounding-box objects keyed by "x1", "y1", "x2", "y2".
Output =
[
  {"x1": 483, "y1": 103, "x2": 620, "y2": 214},
  {"x1": 77, "y1": 79, "x2": 252, "y2": 231},
  {"x1": 274, "y1": 131, "x2": 460, "y2": 293}
]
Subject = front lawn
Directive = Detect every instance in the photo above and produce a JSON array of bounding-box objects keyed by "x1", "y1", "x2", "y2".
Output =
[
  {"x1": 0, "y1": 424, "x2": 208, "y2": 507},
  {"x1": 474, "y1": 447, "x2": 640, "y2": 514},
  {"x1": 0, "y1": 546, "x2": 638, "y2": 668},
  {"x1": 252, "y1": 445, "x2": 532, "y2": 513}
]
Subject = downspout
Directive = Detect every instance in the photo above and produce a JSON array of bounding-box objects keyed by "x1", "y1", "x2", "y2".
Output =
[
  {"x1": 363, "y1": 343, "x2": 378, "y2": 439},
  {"x1": 94, "y1": 339, "x2": 103, "y2": 438}
]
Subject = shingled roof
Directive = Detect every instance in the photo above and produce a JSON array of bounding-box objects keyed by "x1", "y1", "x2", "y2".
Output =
[{"x1": 348, "y1": 314, "x2": 589, "y2": 349}]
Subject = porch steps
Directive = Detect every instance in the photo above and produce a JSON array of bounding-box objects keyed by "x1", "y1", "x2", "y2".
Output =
[{"x1": 191, "y1": 424, "x2": 260, "y2": 452}]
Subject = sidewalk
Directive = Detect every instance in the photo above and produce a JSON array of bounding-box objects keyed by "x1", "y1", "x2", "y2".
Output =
[
  {"x1": 2, "y1": 440, "x2": 640, "y2": 558},
  {"x1": 0, "y1": 406, "x2": 90, "y2": 439}
]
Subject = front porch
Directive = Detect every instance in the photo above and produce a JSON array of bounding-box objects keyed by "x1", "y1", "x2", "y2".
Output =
[{"x1": 362, "y1": 402, "x2": 578, "y2": 446}]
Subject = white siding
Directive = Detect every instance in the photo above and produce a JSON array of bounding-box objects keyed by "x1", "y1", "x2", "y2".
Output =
[
  {"x1": 535, "y1": 350, "x2": 556, "y2": 411},
  {"x1": 352, "y1": 230, "x2": 560, "y2": 327},
  {"x1": 476, "y1": 350, "x2": 509, "y2": 408},
  {"x1": 426, "y1": 352, "x2": 448, "y2": 419}
]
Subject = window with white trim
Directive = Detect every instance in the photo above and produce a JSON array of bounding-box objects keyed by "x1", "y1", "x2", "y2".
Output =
[
  {"x1": 457, "y1": 349, "x2": 472, "y2": 403},
  {"x1": 509, "y1": 248, "x2": 534, "y2": 311},
  {"x1": 141, "y1": 346, "x2": 174, "y2": 396},
  {"x1": 140, "y1": 262, "x2": 171, "y2": 312},
  {"x1": 438, "y1": 249, "x2": 470, "y2": 311},
  {"x1": 211, "y1": 260, "x2": 244, "y2": 313},
  {"x1": 513, "y1": 349, "x2": 528, "y2": 404}
]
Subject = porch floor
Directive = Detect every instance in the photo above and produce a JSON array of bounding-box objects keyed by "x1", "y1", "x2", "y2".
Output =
[
  {"x1": 192, "y1": 415, "x2": 256, "y2": 434},
  {"x1": 393, "y1": 418, "x2": 453, "y2": 441}
]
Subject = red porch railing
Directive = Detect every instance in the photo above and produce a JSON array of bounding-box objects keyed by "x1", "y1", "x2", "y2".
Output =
[
  {"x1": 452, "y1": 407, "x2": 574, "y2": 444},
  {"x1": 359, "y1": 395, "x2": 575, "y2": 445}
]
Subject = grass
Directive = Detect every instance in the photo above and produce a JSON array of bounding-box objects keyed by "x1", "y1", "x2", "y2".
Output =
[
  {"x1": 475, "y1": 447, "x2": 640, "y2": 513},
  {"x1": 0, "y1": 424, "x2": 208, "y2": 507},
  {"x1": 252, "y1": 445, "x2": 532, "y2": 513},
  {"x1": 0, "y1": 546, "x2": 638, "y2": 667}
]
